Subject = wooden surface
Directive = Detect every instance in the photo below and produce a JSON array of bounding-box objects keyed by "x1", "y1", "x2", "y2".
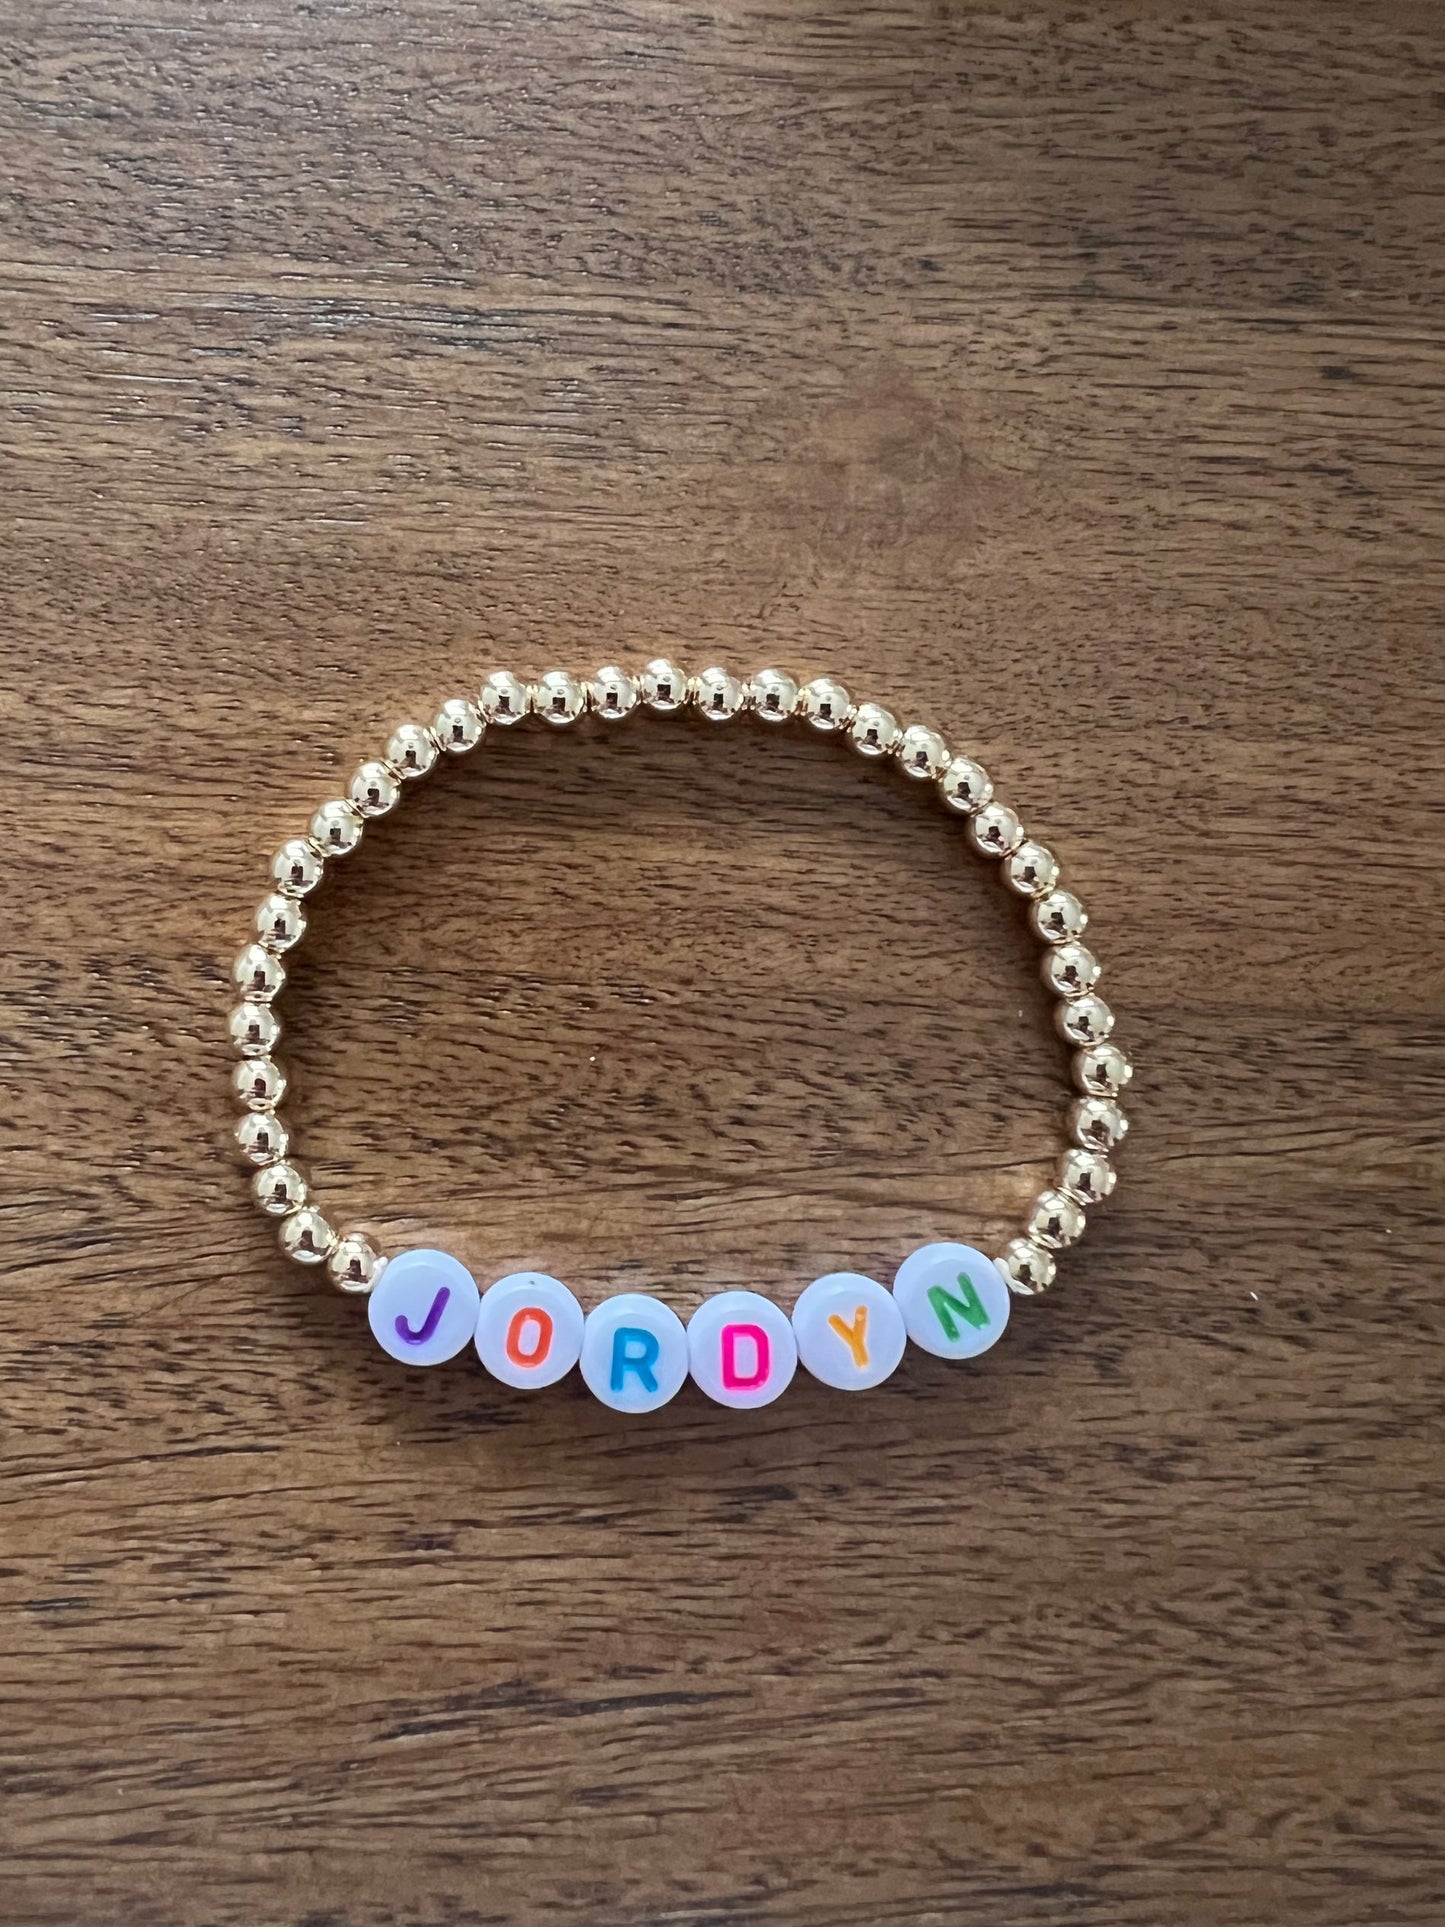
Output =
[{"x1": 2, "y1": 4, "x2": 1442, "y2": 1923}]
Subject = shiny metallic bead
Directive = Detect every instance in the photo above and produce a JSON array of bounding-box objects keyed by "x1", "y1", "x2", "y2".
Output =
[
  {"x1": 235, "y1": 1109, "x2": 290, "y2": 1167},
  {"x1": 229, "y1": 1000, "x2": 281, "y2": 1058},
  {"x1": 896, "y1": 723, "x2": 949, "y2": 779},
  {"x1": 1043, "y1": 941, "x2": 1101, "y2": 1000},
  {"x1": 349, "y1": 759, "x2": 402, "y2": 818},
  {"x1": 995, "y1": 1237, "x2": 1056, "y2": 1297},
  {"x1": 271, "y1": 837, "x2": 324, "y2": 899},
  {"x1": 532, "y1": 668, "x2": 587, "y2": 726},
  {"x1": 255, "y1": 891, "x2": 306, "y2": 951},
  {"x1": 279, "y1": 1205, "x2": 336, "y2": 1265},
  {"x1": 251, "y1": 1160, "x2": 308, "y2": 1217},
  {"x1": 233, "y1": 1055, "x2": 286, "y2": 1111},
  {"x1": 848, "y1": 700, "x2": 900, "y2": 758},
  {"x1": 233, "y1": 942, "x2": 285, "y2": 1003},
  {"x1": 798, "y1": 676, "x2": 855, "y2": 732},
  {"x1": 1032, "y1": 889, "x2": 1088, "y2": 943},
  {"x1": 433, "y1": 696, "x2": 484, "y2": 753},
  {"x1": 690, "y1": 665, "x2": 748, "y2": 721},
  {"x1": 638, "y1": 657, "x2": 688, "y2": 711},
  {"x1": 1004, "y1": 840, "x2": 1060, "y2": 898},
  {"x1": 1059, "y1": 1146, "x2": 1116, "y2": 1207},
  {"x1": 1075, "y1": 1041, "x2": 1133, "y2": 1098},
  {"x1": 967, "y1": 801, "x2": 1024, "y2": 858},
  {"x1": 479, "y1": 669, "x2": 531, "y2": 725},
  {"x1": 386, "y1": 721, "x2": 441, "y2": 778},
  {"x1": 1027, "y1": 1188, "x2": 1086, "y2": 1251},
  {"x1": 1070, "y1": 1096, "x2": 1129, "y2": 1154},
  {"x1": 588, "y1": 664, "x2": 638, "y2": 721},
  {"x1": 938, "y1": 755, "x2": 993, "y2": 815},
  {"x1": 310, "y1": 797, "x2": 364, "y2": 858},
  {"x1": 329, "y1": 1232, "x2": 386, "y2": 1294},
  {"x1": 748, "y1": 667, "x2": 799, "y2": 724},
  {"x1": 1057, "y1": 993, "x2": 1115, "y2": 1047}
]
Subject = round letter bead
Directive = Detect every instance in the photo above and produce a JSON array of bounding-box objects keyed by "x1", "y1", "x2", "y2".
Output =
[
  {"x1": 367, "y1": 1249, "x2": 481, "y2": 1366},
  {"x1": 580, "y1": 1293, "x2": 689, "y2": 1413},
  {"x1": 687, "y1": 1290, "x2": 797, "y2": 1409},
  {"x1": 892, "y1": 1242, "x2": 1012, "y2": 1360},
  {"x1": 475, "y1": 1272, "x2": 585, "y2": 1390},
  {"x1": 792, "y1": 1273, "x2": 907, "y2": 1392}
]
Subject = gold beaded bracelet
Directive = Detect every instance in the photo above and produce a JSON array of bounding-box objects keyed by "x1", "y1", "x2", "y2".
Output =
[{"x1": 230, "y1": 662, "x2": 1130, "y2": 1412}]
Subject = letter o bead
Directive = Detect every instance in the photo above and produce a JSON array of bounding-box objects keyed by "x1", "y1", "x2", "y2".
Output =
[
  {"x1": 366, "y1": 1249, "x2": 482, "y2": 1367},
  {"x1": 475, "y1": 1272, "x2": 584, "y2": 1390},
  {"x1": 579, "y1": 1293, "x2": 689, "y2": 1413},
  {"x1": 892, "y1": 1242, "x2": 1011, "y2": 1361},
  {"x1": 687, "y1": 1290, "x2": 797, "y2": 1410},
  {"x1": 792, "y1": 1273, "x2": 907, "y2": 1391}
]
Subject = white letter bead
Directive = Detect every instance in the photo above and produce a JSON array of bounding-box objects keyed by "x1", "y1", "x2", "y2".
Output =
[
  {"x1": 366, "y1": 1249, "x2": 482, "y2": 1366},
  {"x1": 687, "y1": 1290, "x2": 798, "y2": 1409},
  {"x1": 791, "y1": 1273, "x2": 907, "y2": 1391},
  {"x1": 892, "y1": 1242, "x2": 1012, "y2": 1360},
  {"x1": 580, "y1": 1293, "x2": 690, "y2": 1413},
  {"x1": 475, "y1": 1272, "x2": 584, "y2": 1389}
]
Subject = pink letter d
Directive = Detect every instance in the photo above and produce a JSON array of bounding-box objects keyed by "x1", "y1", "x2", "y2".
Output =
[{"x1": 721, "y1": 1323, "x2": 770, "y2": 1391}]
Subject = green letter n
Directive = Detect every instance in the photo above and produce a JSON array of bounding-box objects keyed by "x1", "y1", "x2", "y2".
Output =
[{"x1": 927, "y1": 1273, "x2": 990, "y2": 1343}]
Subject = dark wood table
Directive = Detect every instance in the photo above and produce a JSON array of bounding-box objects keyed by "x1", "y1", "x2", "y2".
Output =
[{"x1": 3, "y1": 5, "x2": 1441, "y2": 1922}]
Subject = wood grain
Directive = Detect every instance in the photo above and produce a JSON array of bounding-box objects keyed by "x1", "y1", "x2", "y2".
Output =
[{"x1": 1, "y1": 4, "x2": 1442, "y2": 1923}]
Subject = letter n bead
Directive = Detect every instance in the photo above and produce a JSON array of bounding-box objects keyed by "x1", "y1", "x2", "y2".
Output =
[
  {"x1": 579, "y1": 1293, "x2": 690, "y2": 1414},
  {"x1": 475, "y1": 1272, "x2": 585, "y2": 1389},
  {"x1": 891, "y1": 1242, "x2": 1011, "y2": 1361},
  {"x1": 687, "y1": 1290, "x2": 797, "y2": 1410}
]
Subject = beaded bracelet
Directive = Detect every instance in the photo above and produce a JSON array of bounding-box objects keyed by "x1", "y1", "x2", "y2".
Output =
[{"x1": 230, "y1": 661, "x2": 1130, "y2": 1411}]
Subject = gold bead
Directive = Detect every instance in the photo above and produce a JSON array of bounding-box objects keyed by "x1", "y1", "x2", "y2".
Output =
[
  {"x1": 279, "y1": 1205, "x2": 336, "y2": 1265},
  {"x1": 1059, "y1": 1147, "x2": 1116, "y2": 1207},
  {"x1": 1075, "y1": 1042, "x2": 1132, "y2": 1097},
  {"x1": 639, "y1": 657, "x2": 688, "y2": 711},
  {"x1": 479, "y1": 669, "x2": 530, "y2": 725},
  {"x1": 1070, "y1": 1096, "x2": 1128, "y2": 1154},
  {"x1": 1032, "y1": 889, "x2": 1088, "y2": 943},
  {"x1": 271, "y1": 837, "x2": 325, "y2": 898},
  {"x1": 1004, "y1": 840, "x2": 1059, "y2": 897},
  {"x1": 938, "y1": 755, "x2": 993, "y2": 814},
  {"x1": 896, "y1": 723, "x2": 949, "y2": 779},
  {"x1": 690, "y1": 665, "x2": 747, "y2": 721},
  {"x1": 1057, "y1": 994, "x2": 1114, "y2": 1047},
  {"x1": 255, "y1": 891, "x2": 307, "y2": 951},
  {"x1": 589, "y1": 665, "x2": 638, "y2": 720},
  {"x1": 848, "y1": 701, "x2": 901, "y2": 758},
  {"x1": 349, "y1": 759, "x2": 402, "y2": 817},
  {"x1": 995, "y1": 1237, "x2": 1056, "y2": 1296},
  {"x1": 798, "y1": 676, "x2": 854, "y2": 731},
  {"x1": 251, "y1": 1160, "x2": 308, "y2": 1217},
  {"x1": 233, "y1": 942, "x2": 285, "y2": 1002},
  {"x1": 233, "y1": 1055, "x2": 286, "y2": 1110},
  {"x1": 235, "y1": 1109, "x2": 289, "y2": 1167},
  {"x1": 433, "y1": 696, "x2": 484, "y2": 753},
  {"x1": 229, "y1": 1000, "x2": 281, "y2": 1058},
  {"x1": 387, "y1": 722, "x2": 441, "y2": 777},
  {"x1": 748, "y1": 667, "x2": 799, "y2": 723},
  {"x1": 1027, "y1": 1188, "x2": 1086, "y2": 1250},
  {"x1": 310, "y1": 797, "x2": 364, "y2": 858},
  {"x1": 966, "y1": 801, "x2": 1024, "y2": 857},
  {"x1": 328, "y1": 1232, "x2": 385, "y2": 1294},
  {"x1": 532, "y1": 668, "x2": 586, "y2": 726},
  {"x1": 1043, "y1": 941, "x2": 1101, "y2": 1000}
]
